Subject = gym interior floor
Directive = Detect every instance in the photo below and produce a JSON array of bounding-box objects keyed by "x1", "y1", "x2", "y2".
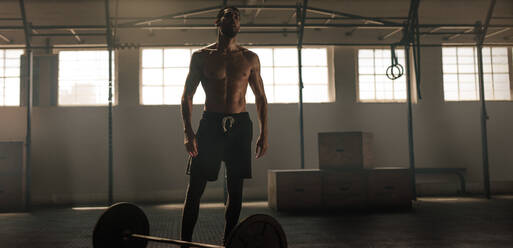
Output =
[{"x1": 1, "y1": 196, "x2": 512, "y2": 248}]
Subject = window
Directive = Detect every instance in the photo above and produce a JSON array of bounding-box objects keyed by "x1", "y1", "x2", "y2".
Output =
[
  {"x1": 140, "y1": 47, "x2": 331, "y2": 105},
  {"x1": 442, "y1": 46, "x2": 511, "y2": 101},
  {"x1": 0, "y1": 49, "x2": 24, "y2": 106},
  {"x1": 357, "y1": 48, "x2": 407, "y2": 102},
  {"x1": 249, "y1": 47, "x2": 331, "y2": 103},
  {"x1": 58, "y1": 50, "x2": 115, "y2": 106},
  {"x1": 141, "y1": 48, "x2": 205, "y2": 105}
]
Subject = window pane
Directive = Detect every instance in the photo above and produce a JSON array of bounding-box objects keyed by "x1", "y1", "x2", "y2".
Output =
[
  {"x1": 249, "y1": 48, "x2": 273, "y2": 66},
  {"x1": 302, "y1": 48, "x2": 327, "y2": 66},
  {"x1": 164, "y1": 49, "x2": 191, "y2": 67},
  {"x1": 359, "y1": 81, "x2": 375, "y2": 92},
  {"x1": 304, "y1": 85, "x2": 329, "y2": 102},
  {"x1": 142, "y1": 49, "x2": 162, "y2": 68},
  {"x1": 443, "y1": 55, "x2": 457, "y2": 64},
  {"x1": 492, "y1": 55, "x2": 508, "y2": 64},
  {"x1": 261, "y1": 67, "x2": 273, "y2": 85},
  {"x1": 458, "y1": 64, "x2": 475, "y2": 73},
  {"x1": 443, "y1": 64, "x2": 458, "y2": 73},
  {"x1": 193, "y1": 84, "x2": 206, "y2": 105},
  {"x1": 274, "y1": 48, "x2": 297, "y2": 66},
  {"x1": 302, "y1": 67, "x2": 328, "y2": 85},
  {"x1": 5, "y1": 79, "x2": 20, "y2": 106},
  {"x1": 274, "y1": 85, "x2": 298, "y2": 103},
  {"x1": 5, "y1": 50, "x2": 23, "y2": 59},
  {"x1": 493, "y1": 74, "x2": 509, "y2": 88},
  {"x1": 458, "y1": 47, "x2": 474, "y2": 56},
  {"x1": 492, "y1": 64, "x2": 509, "y2": 73},
  {"x1": 359, "y1": 49, "x2": 374, "y2": 58},
  {"x1": 163, "y1": 86, "x2": 183, "y2": 105},
  {"x1": 0, "y1": 85, "x2": 3, "y2": 105},
  {"x1": 359, "y1": 58, "x2": 374, "y2": 74},
  {"x1": 5, "y1": 68, "x2": 19, "y2": 77},
  {"x1": 274, "y1": 67, "x2": 298, "y2": 85},
  {"x1": 142, "y1": 86, "x2": 163, "y2": 105},
  {"x1": 359, "y1": 91, "x2": 375, "y2": 100},
  {"x1": 164, "y1": 68, "x2": 188, "y2": 86},
  {"x1": 491, "y1": 47, "x2": 507, "y2": 56},
  {"x1": 374, "y1": 57, "x2": 390, "y2": 75},
  {"x1": 142, "y1": 68, "x2": 163, "y2": 86}
]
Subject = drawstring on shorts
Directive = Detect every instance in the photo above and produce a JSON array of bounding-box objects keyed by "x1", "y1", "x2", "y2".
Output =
[{"x1": 222, "y1": 116, "x2": 235, "y2": 133}]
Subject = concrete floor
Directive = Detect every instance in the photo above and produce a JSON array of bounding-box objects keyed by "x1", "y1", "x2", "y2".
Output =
[{"x1": 1, "y1": 196, "x2": 512, "y2": 248}]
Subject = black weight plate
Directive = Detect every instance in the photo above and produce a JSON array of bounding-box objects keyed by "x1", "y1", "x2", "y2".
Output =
[
  {"x1": 226, "y1": 214, "x2": 287, "y2": 248},
  {"x1": 93, "y1": 202, "x2": 150, "y2": 248}
]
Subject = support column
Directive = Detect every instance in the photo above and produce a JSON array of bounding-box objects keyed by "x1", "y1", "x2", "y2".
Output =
[
  {"x1": 296, "y1": 0, "x2": 308, "y2": 169},
  {"x1": 105, "y1": 0, "x2": 114, "y2": 205},
  {"x1": 19, "y1": 0, "x2": 33, "y2": 211}
]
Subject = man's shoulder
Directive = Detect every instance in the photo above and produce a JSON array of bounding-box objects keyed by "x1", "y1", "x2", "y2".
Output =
[
  {"x1": 238, "y1": 46, "x2": 258, "y2": 61},
  {"x1": 192, "y1": 44, "x2": 217, "y2": 57},
  {"x1": 238, "y1": 46, "x2": 254, "y2": 55}
]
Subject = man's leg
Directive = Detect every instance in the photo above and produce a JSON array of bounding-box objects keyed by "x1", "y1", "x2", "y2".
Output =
[
  {"x1": 181, "y1": 175, "x2": 207, "y2": 243},
  {"x1": 223, "y1": 175, "x2": 244, "y2": 244}
]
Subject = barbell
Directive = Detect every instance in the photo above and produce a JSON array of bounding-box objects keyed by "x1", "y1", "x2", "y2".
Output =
[{"x1": 92, "y1": 202, "x2": 288, "y2": 248}]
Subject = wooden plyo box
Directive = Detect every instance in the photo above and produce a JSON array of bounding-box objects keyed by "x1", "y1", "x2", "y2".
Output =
[
  {"x1": 268, "y1": 169, "x2": 322, "y2": 211},
  {"x1": 322, "y1": 170, "x2": 368, "y2": 208},
  {"x1": 367, "y1": 167, "x2": 413, "y2": 208},
  {"x1": 318, "y1": 132, "x2": 374, "y2": 170}
]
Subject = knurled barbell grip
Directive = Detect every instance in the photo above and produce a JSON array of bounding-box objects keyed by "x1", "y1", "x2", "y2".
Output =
[{"x1": 131, "y1": 233, "x2": 225, "y2": 248}]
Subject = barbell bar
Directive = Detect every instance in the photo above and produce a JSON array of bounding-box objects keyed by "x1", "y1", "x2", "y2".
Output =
[{"x1": 92, "y1": 202, "x2": 288, "y2": 248}]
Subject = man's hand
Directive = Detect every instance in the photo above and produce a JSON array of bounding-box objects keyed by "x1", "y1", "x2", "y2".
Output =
[
  {"x1": 255, "y1": 135, "x2": 268, "y2": 159},
  {"x1": 185, "y1": 133, "x2": 198, "y2": 157}
]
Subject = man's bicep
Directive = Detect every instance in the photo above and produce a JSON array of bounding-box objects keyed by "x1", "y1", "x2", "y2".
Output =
[
  {"x1": 183, "y1": 76, "x2": 201, "y2": 98},
  {"x1": 183, "y1": 54, "x2": 202, "y2": 97},
  {"x1": 248, "y1": 55, "x2": 266, "y2": 98}
]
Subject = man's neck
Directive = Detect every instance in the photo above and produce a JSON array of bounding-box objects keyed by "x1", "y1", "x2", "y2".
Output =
[{"x1": 216, "y1": 34, "x2": 238, "y2": 53}]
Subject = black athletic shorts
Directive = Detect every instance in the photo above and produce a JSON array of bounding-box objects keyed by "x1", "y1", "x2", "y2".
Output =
[{"x1": 186, "y1": 111, "x2": 253, "y2": 181}]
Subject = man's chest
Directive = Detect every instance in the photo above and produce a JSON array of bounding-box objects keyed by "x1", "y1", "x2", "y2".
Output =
[{"x1": 202, "y1": 54, "x2": 252, "y2": 80}]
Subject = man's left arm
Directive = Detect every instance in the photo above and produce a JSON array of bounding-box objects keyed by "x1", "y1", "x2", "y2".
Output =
[{"x1": 248, "y1": 52, "x2": 268, "y2": 159}]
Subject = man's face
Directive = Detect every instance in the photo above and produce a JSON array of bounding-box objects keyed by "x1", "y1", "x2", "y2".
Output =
[{"x1": 217, "y1": 8, "x2": 240, "y2": 38}]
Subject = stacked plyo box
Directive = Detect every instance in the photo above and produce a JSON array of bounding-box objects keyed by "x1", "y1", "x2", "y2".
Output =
[
  {"x1": 268, "y1": 132, "x2": 413, "y2": 211},
  {"x1": 318, "y1": 132, "x2": 372, "y2": 209}
]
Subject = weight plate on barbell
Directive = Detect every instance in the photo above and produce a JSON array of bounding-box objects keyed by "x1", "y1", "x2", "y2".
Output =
[
  {"x1": 93, "y1": 202, "x2": 150, "y2": 248},
  {"x1": 226, "y1": 214, "x2": 287, "y2": 248}
]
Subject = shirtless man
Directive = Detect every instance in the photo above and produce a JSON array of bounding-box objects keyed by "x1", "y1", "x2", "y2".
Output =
[{"x1": 180, "y1": 6, "x2": 268, "y2": 246}]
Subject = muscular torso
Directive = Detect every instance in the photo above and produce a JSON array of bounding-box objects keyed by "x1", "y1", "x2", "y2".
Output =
[{"x1": 197, "y1": 45, "x2": 254, "y2": 113}]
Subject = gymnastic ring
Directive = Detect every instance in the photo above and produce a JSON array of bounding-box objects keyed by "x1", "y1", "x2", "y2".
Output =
[{"x1": 386, "y1": 64, "x2": 404, "y2": 80}]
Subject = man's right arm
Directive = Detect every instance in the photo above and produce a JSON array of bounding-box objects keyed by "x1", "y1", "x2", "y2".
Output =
[{"x1": 181, "y1": 52, "x2": 202, "y2": 157}]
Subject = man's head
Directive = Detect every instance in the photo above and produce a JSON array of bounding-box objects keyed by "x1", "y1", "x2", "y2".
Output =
[{"x1": 215, "y1": 6, "x2": 240, "y2": 38}]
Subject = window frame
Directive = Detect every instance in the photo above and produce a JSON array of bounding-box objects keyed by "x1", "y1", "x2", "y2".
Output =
[
  {"x1": 138, "y1": 46, "x2": 203, "y2": 106},
  {"x1": 138, "y1": 46, "x2": 335, "y2": 105},
  {"x1": 0, "y1": 47, "x2": 25, "y2": 107},
  {"x1": 441, "y1": 45, "x2": 513, "y2": 102},
  {"x1": 54, "y1": 46, "x2": 118, "y2": 107},
  {"x1": 355, "y1": 46, "x2": 413, "y2": 104}
]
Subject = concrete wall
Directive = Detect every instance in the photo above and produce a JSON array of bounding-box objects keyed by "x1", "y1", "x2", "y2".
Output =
[{"x1": 1, "y1": 44, "x2": 512, "y2": 206}]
